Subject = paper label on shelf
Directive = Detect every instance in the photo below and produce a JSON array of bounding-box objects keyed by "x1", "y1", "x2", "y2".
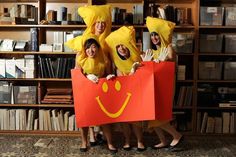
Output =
[
  {"x1": 205, "y1": 62, "x2": 216, "y2": 68},
  {"x1": 207, "y1": 7, "x2": 217, "y2": 13},
  {"x1": 206, "y1": 35, "x2": 217, "y2": 40},
  {"x1": 19, "y1": 87, "x2": 29, "y2": 93},
  {"x1": 229, "y1": 62, "x2": 236, "y2": 68},
  {"x1": 228, "y1": 12, "x2": 236, "y2": 20}
]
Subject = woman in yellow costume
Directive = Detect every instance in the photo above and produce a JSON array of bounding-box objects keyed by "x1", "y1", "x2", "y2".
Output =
[
  {"x1": 78, "y1": 4, "x2": 112, "y2": 55},
  {"x1": 65, "y1": 33, "x2": 117, "y2": 153},
  {"x1": 105, "y1": 26, "x2": 146, "y2": 151},
  {"x1": 67, "y1": 4, "x2": 113, "y2": 147},
  {"x1": 143, "y1": 16, "x2": 183, "y2": 151}
]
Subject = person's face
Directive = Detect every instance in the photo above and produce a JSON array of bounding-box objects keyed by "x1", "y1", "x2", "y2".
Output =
[
  {"x1": 151, "y1": 32, "x2": 160, "y2": 45},
  {"x1": 95, "y1": 21, "x2": 106, "y2": 35},
  {"x1": 117, "y1": 44, "x2": 130, "y2": 58},
  {"x1": 85, "y1": 43, "x2": 99, "y2": 58}
]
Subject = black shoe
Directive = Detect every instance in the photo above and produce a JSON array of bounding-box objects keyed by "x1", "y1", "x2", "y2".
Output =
[
  {"x1": 108, "y1": 148, "x2": 118, "y2": 154},
  {"x1": 89, "y1": 141, "x2": 97, "y2": 147},
  {"x1": 152, "y1": 145, "x2": 168, "y2": 150},
  {"x1": 80, "y1": 147, "x2": 88, "y2": 152},
  {"x1": 123, "y1": 146, "x2": 132, "y2": 151},
  {"x1": 168, "y1": 135, "x2": 184, "y2": 150},
  {"x1": 137, "y1": 147, "x2": 146, "y2": 152},
  {"x1": 96, "y1": 134, "x2": 107, "y2": 145}
]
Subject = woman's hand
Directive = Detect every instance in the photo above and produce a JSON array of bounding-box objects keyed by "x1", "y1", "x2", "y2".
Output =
[
  {"x1": 86, "y1": 74, "x2": 99, "y2": 83},
  {"x1": 141, "y1": 49, "x2": 154, "y2": 61},
  {"x1": 130, "y1": 62, "x2": 141, "y2": 74},
  {"x1": 106, "y1": 74, "x2": 115, "y2": 80},
  {"x1": 154, "y1": 47, "x2": 169, "y2": 63}
]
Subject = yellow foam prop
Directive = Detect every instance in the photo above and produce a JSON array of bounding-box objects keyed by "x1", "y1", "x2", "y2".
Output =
[
  {"x1": 146, "y1": 17, "x2": 175, "y2": 58},
  {"x1": 78, "y1": 5, "x2": 112, "y2": 44},
  {"x1": 75, "y1": 34, "x2": 107, "y2": 78},
  {"x1": 105, "y1": 26, "x2": 141, "y2": 75}
]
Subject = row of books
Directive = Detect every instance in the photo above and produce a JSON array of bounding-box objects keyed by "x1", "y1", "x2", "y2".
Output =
[
  {"x1": 175, "y1": 86, "x2": 193, "y2": 107},
  {"x1": 38, "y1": 57, "x2": 75, "y2": 78},
  {"x1": 0, "y1": 56, "x2": 35, "y2": 79},
  {"x1": 146, "y1": 4, "x2": 192, "y2": 26},
  {"x1": 199, "y1": 61, "x2": 236, "y2": 80},
  {"x1": 46, "y1": 7, "x2": 83, "y2": 24},
  {"x1": 0, "y1": 108, "x2": 78, "y2": 131},
  {"x1": 0, "y1": 82, "x2": 37, "y2": 104},
  {"x1": 197, "y1": 112, "x2": 236, "y2": 134},
  {"x1": 111, "y1": 4, "x2": 143, "y2": 25},
  {"x1": 0, "y1": 4, "x2": 38, "y2": 25},
  {"x1": 41, "y1": 88, "x2": 73, "y2": 104}
]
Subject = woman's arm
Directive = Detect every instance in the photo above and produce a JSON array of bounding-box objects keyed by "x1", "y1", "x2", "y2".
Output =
[
  {"x1": 166, "y1": 44, "x2": 176, "y2": 62},
  {"x1": 75, "y1": 52, "x2": 81, "y2": 69}
]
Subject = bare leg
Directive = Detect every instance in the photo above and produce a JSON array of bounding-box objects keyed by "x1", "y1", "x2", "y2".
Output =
[
  {"x1": 121, "y1": 123, "x2": 131, "y2": 148},
  {"x1": 101, "y1": 124, "x2": 116, "y2": 150},
  {"x1": 89, "y1": 127, "x2": 96, "y2": 143},
  {"x1": 153, "y1": 127, "x2": 168, "y2": 148},
  {"x1": 132, "y1": 124, "x2": 145, "y2": 149},
  {"x1": 80, "y1": 127, "x2": 89, "y2": 148},
  {"x1": 159, "y1": 122, "x2": 182, "y2": 146}
]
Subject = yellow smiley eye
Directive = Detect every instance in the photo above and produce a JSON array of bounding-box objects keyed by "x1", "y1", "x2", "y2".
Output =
[
  {"x1": 102, "y1": 82, "x2": 108, "y2": 93},
  {"x1": 115, "y1": 81, "x2": 121, "y2": 91}
]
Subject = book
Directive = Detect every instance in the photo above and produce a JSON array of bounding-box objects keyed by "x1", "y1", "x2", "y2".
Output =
[
  {"x1": 206, "y1": 117, "x2": 215, "y2": 133},
  {"x1": 222, "y1": 112, "x2": 230, "y2": 134},
  {"x1": 200, "y1": 112, "x2": 208, "y2": 133}
]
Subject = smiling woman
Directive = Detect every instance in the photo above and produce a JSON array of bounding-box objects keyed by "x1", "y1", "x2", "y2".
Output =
[{"x1": 116, "y1": 44, "x2": 131, "y2": 60}]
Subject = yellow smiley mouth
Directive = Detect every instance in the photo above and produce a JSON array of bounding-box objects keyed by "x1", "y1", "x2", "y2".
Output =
[{"x1": 95, "y1": 92, "x2": 131, "y2": 118}]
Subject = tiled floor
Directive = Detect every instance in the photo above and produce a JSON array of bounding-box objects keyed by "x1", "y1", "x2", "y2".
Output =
[{"x1": 0, "y1": 134, "x2": 236, "y2": 157}]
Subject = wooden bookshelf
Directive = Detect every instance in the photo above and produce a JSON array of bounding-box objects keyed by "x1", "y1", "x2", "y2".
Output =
[{"x1": 0, "y1": 0, "x2": 236, "y2": 135}]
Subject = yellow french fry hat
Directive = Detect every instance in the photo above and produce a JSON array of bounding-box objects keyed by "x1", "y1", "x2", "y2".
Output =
[
  {"x1": 105, "y1": 26, "x2": 141, "y2": 74},
  {"x1": 78, "y1": 4, "x2": 112, "y2": 43},
  {"x1": 146, "y1": 16, "x2": 175, "y2": 47},
  {"x1": 64, "y1": 35, "x2": 83, "y2": 52}
]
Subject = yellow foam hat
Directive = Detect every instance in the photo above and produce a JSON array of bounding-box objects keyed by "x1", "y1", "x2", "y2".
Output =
[
  {"x1": 146, "y1": 16, "x2": 175, "y2": 47},
  {"x1": 105, "y1": 26, "x2": 141, "y2": 75},
  {"x1": 78, "y1": 5, "x2": 112, "y2": 43},
  {"x1": 73, "y1": 33, "x2": 106, "y2": 77},
  {"x1": 64, "y1": 35, "x2": 83, "y2": 52}
]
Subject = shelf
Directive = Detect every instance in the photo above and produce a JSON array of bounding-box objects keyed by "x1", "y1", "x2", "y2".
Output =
[
  {"x1": 177, "y1": 80, "x2": 194, "y2": 83},
  {"x1": 197, "y1": 107, "x2": 236, "y2": 110},
  {"x1": 0, "y1": 104, "x2": 74, "y2": 108},
  {"x1": 197, "y1": 80, "x2": 236, "y2": 83},
  {"x1": 198, "y1": 53, "x2": 236, "y2": 56},
  {"x1": 199, "y1": 26, "x2": 236, "y2": 29},
  {"x1": 0, "y1": 0, "x2": 38, "y2": 2},
  {"x1": 177, "y1": 53, "x2": 194, "y2": 56},
  {"x1": 107, "y1": 0, "x2": 143, "y2": 3},
  {"x1": 0, "y1": 130, "x2": 80, "y2": 135},
  {"x1": 0, "y1": 78, "x2": 72, "y2": 81},
  {"x1": 0, "y1": 51, "x2": 77, "y2": 55},
  {"x1": 47, "y1": 0, "x2": 87, "y2": 3},
  {"x1": 0, "y1": 24, "x2": 86, "y2": 28},
  {"x1": 0, "y1": 24, "x2": 195, "y2": 29},
  {"x1": 149, "y1": 0, "x2": 195, "y2": 3},
  {"x1": 173, "y1": 106, "x2": 193, "y2": 109}
]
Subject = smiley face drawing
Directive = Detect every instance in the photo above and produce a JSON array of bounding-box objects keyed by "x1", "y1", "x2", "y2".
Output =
[{"x1": 96, "y1": 81, "x2": 132, "y2": 118}]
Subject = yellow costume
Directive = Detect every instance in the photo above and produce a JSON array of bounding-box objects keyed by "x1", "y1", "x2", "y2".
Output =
[
  {"x1": 65, "y1": 5, "x2": 112, "y2": 74},
  {"x1": 78, "y1": 4, "x2": 112, "y2": 46},
  {"x1": 66, "y1": 34, "x2": 106, "y2": 78},
  {"x1": 146, "y1": 16, "x2": 175, "y2": 59},
  {"x1": 105, "y1": 26, "x2": 141, "y2": 75},
  {"x1": 146, "y1": 17, "x2": 176, "y2": 128}
]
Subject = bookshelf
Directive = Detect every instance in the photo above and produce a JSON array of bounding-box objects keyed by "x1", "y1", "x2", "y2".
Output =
[{"x1": 0, "y1": 0, "x2": 236, "y2": 135}]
